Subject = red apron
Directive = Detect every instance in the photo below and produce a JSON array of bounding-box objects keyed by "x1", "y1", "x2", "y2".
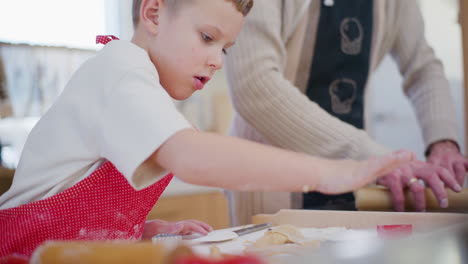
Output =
[{"x1": 0, "y1": 161, "x2": 173, "y2": 259}]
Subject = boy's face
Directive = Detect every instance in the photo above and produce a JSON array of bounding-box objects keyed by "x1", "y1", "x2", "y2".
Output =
[{"x1": 149, "y1": 0, "x2": 245, "y2": 100}]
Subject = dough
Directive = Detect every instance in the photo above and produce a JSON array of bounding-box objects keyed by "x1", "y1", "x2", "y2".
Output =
[
  {"x1": 245, "y1": 225, "x2": 320, "y2": 259},
  {"x1": 253, "y1": 224, "x2": 305, "y2": 247}
]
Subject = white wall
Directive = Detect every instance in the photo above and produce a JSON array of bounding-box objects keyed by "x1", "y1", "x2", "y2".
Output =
[{"x1": 368, "y1": 0, "x2": 465, "y2": 159}]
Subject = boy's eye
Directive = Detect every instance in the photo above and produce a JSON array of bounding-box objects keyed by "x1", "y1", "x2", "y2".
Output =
[
  {"x1": 201, "y1": 33, "x2": 212, "y2": 42},
  {"x1": 201, "y1": 32, "x2": 227, "y2": 55}
]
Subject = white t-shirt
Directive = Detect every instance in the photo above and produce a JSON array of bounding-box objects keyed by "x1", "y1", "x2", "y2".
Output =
[{"x1": 0, "y1": 40, "x2": 191, "y2": 209}]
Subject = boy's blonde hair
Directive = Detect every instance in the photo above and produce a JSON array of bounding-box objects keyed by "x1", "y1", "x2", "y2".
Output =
[{"x1": 132, "y1": 0, "x2": 254, "y2": 27}]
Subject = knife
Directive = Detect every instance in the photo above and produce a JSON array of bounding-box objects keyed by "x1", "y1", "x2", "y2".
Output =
[
  {"x1": 153, "y1": 223, "x2": 273, "y2": 243},
  {"x1": 232, "y1": 223, "x2": 272, "y2": 236}
]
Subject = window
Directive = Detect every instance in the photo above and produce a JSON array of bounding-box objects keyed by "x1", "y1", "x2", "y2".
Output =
[
  {"x1": 0, "y1": 0, "x2": 122, "y2": 167},
  {"x1": 0, "y1": 0, "x2": 107, "y2": 49}
]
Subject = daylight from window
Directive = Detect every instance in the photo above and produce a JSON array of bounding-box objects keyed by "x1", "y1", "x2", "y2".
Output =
[{"x1": 0, "y1": 0, "x2": 106, "y2": 49}]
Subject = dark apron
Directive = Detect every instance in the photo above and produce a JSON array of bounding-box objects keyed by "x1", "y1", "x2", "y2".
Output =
[{"x1": 303, "y1": 0, "x2": 374, "y2": 210}]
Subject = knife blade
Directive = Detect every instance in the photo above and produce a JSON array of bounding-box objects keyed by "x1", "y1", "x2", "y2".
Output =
[{"x1": 232, "y1": 223, "x2": 272, "y2": 236}]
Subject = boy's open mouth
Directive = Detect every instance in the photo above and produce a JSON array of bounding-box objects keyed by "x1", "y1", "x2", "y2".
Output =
[{"x1": 195, "y1": 76, "x2": 210, "y2": 84}]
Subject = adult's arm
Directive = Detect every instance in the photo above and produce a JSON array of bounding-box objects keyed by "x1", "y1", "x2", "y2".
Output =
[
  {"x1": 225, "y1": 0, "x2": 389, "y2": 160},
  {"x1": 377, "y1": 0, "x2": 464, "y2": 212},
  {"x1": 390, "y1": 0, "x2": 458, "y2": 148}
]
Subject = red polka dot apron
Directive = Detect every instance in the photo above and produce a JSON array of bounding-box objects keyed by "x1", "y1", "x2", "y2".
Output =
[{"x1": 0, "y1": 162, "x2": 173, "y2": 259}]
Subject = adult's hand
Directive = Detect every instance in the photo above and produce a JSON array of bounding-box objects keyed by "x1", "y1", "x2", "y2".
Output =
[
  {"x1": 427, "y1": 140, "x2": 468, "y2": 187},
  {"x1": 376, "y1": 160, "x2": 461, "y2": 212}
]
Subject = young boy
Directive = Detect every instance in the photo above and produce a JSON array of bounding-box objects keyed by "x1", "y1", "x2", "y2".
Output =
[{"x1": 0, "y1": 0, "x2": 414, "y2": 259}]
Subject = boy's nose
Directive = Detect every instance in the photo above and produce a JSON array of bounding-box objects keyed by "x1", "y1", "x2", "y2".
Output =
[{"x1": 208, "y1": 52, "x2": 223, "y2": 70}]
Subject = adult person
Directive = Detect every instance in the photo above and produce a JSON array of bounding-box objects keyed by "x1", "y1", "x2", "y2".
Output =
[{"x1": 225, "y1": 0, "x2": 468, "y2": 225}]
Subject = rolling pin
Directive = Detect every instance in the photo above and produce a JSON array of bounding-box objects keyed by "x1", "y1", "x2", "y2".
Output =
[
  {"x1": 30, "y1": 241, "x2": 194, "y2": 264},
  {"x1": 354, "y1": 186, "x2": 468, "y2": 212}
]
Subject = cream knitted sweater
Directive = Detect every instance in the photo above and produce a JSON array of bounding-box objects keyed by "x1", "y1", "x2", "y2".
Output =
[{"x1": 225, "y1": 0, "x2": 458, "y2": 225}]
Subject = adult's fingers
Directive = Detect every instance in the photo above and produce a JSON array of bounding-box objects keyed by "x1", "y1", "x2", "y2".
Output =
[
  {"x1": 402, "y1": 167, "x2": 426, "y2": 212},
  {"x1": 382, "y1": 172, "x2": 406, "y2": 212},
  {"x1": 439, "y1": 164, "x2": 463, "y2": 192},
  {"x1": 423, "y1": 169, "x2": 449, "y2": 208},
  {"x1": 453, "y1": 161, "x2": 467, "y2": 187}
]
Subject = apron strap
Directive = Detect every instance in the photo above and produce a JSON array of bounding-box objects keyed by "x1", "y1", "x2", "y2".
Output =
[{"x1": 96, "y1": 35, "x2": 120, "y2": 45}]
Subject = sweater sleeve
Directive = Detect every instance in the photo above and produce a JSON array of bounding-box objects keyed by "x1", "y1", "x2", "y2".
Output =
[
  {"x1": 225, "y1": 0, "x2": 390, "y2": 160},
  {"x1": 390, "y1": 0, "x2": 459, "y2": 149}
]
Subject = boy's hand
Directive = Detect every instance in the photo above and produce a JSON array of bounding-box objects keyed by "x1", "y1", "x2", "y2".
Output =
[
  {"x1": 142, "y1": 219, "x2": 213, "y2": 240},
  {"x1": 317, "y1": 150, "x2": 415, "y2": 194}
]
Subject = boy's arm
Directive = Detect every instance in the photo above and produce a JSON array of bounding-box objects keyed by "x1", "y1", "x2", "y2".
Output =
[
  {"x1": 225, "y1": 0, "x2": 389, "y2": 161},
  {"x1": 152, "y1": 129, "x2": 414, "y2": 194}
]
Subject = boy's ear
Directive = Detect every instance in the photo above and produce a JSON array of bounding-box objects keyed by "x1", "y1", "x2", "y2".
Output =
[{"x1": 139, "y1": 0, "x2": 162, "y2": 35}]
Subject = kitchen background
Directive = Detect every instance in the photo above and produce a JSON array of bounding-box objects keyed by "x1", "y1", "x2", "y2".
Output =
[
  {"x1": 0, "y1": 0, "x2": 464, "y2": 168},
  {"x1": 0, "y1": 0, "x2": 465, "y2": 228}
]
